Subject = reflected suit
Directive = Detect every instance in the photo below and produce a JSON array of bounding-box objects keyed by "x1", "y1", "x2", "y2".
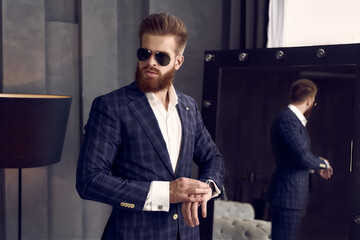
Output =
[{"x1": 267, "y1": 107, "x2": 328, "y2": 240}]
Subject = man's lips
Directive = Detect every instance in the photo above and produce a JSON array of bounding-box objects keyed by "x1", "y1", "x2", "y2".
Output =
[{"x1": 144, "y1": 68, "x2": 159, "y2": 77}]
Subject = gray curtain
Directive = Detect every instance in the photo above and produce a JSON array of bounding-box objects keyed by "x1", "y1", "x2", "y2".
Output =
[
  {"x1": 0, "y1": 0, "x2": 2, "y2": 93},
  {"x1": 228, "y1": 0, "x2": 269, "y2": 49}
]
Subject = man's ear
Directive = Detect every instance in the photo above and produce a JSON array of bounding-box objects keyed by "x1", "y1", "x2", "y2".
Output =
[
  {"x1": 305, "y1": 96, "x2": 312, "y2": 107},
  {"x1": 175, "y1": 55, "x2": 184, "y2": 70}
]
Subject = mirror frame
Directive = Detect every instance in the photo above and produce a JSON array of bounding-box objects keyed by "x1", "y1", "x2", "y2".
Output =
[{"x1": 200, "y1": 43, "x2": 360, "y2": 240}]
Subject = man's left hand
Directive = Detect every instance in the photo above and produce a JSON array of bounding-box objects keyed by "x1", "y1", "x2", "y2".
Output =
[{"x1": 181, "y1": 189, "x2": 212, "y2": 227}]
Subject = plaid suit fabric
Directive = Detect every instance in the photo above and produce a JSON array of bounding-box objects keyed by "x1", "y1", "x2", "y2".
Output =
[
  {"x1": 76, "y1": 82, "x2": 224, "y2": 240},
  {"x1": 270, "y1": 206, "x2": 303, "y2": 240},
  {"x1": 267, "y1": 108, "x2": 327, "y2": 210},
  {"x1": 267, "y1": 108, "x2": 328, "y2": 240}
]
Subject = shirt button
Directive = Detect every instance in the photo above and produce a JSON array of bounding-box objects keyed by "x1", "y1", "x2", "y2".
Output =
[
  {"x1": 173, "y1": 214, "x2": 178, "y2": 220},
  {"x1": 158, "y1": 205, "x2": 163, "y2": 210}
]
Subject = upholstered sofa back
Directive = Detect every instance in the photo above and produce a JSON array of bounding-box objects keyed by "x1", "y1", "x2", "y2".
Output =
[
  {"x1": 214, "y1": 200, "x2": 255, "y2": 219},
  {"x1": 212, "y1": 200, "x2": 271, "y2": 240}
]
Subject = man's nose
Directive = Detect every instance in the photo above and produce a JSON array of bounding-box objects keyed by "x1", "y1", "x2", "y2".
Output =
[{"x1": 146, "y1": 54, "x2": 158, "y2": 66}]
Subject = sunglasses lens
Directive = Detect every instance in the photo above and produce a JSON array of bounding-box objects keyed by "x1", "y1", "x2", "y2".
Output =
[
  {"x1": 155, "y1": 52, "x2": 171, "y2": 66},
  {"x1": 137, "y1": 48, "x2": 171, "y2": 66},
  {"x1": 137, "y1": 48, "x2": 151, "y2": 61}
]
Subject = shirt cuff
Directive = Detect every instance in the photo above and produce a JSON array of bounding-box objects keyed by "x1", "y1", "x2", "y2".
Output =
[
  {"x1": 206, "y1": 179, "x2": 221, "y2": 198},
  {"x1": 325, "y1": 160, "x2": 330, "y2": 168},
  {"x1": 322, "y1": 159, "x2": 330, "y2": 169},
  {"x1": 143, "y1": 181, "x2": 169, "y2": 212}
]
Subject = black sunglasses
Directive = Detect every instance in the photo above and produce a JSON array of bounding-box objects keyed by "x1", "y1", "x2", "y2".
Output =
[{"x1": 137, "y1": 48, "x2": 171, "y2": 66}]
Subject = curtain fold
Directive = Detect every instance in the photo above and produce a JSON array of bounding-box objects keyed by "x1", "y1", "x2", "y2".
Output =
[
  {"x1": 267, "y1": 0, "x2": 284, "y2": 48},
  {"x1": 229, "y1": 0, "x2": 270, "y2": 49}
]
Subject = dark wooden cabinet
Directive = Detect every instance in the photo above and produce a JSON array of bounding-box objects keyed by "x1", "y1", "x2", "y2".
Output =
[{"x1": 200, "y1": 44, "x2": 360, "y2": 240}]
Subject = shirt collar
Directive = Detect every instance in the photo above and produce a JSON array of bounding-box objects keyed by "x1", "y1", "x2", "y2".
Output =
[
  {"x1": 145, "y1": 85, "x2": 178, "y2": 107},
  {"x1": 288, "y1": 104, "x2": 307, "y2": 127}
]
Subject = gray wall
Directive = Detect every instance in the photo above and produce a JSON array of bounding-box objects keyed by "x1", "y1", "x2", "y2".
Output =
[{"x1": 0, "y1": 0, "x2": 230, "y2": 239}]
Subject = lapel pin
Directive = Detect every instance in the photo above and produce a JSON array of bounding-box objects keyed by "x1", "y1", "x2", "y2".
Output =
[{"x1": 186, "y1": 107, "x2": 189, "y2": 111}]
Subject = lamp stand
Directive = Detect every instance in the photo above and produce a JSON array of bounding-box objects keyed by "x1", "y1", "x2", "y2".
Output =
[
  {"x1": 0, "y1": 94, "x2": 71, "y2": 239},
  {"x1": 18, "y1": 168, "x2": 22, "y2": 240}
]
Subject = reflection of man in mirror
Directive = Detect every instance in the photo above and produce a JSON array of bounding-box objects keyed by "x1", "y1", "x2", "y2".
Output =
[{"x1": 267, "y1": 79, "x2": 333, "y2": 240}]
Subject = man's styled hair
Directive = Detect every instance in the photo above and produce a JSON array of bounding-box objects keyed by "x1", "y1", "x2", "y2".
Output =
[
  {"x1": 290, "y1": 78, "x2": 318, "y2": 104},
  {"x1": 138, "y1": 13, "x2": 187, "y2": 54}
]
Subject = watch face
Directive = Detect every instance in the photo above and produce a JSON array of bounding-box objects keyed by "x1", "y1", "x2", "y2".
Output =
[{"x1": 206, "y1": 180, "x2": 215, "y2": 192}]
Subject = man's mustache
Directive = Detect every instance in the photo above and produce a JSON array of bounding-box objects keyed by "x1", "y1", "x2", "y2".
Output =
[{"x1": 141, "y1": 66, "x2": 160, "y2": 74}]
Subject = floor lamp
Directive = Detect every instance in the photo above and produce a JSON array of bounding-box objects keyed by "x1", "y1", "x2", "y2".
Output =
[{"x1": 0, "y1": 93, "x2": 71, "y2": 240}]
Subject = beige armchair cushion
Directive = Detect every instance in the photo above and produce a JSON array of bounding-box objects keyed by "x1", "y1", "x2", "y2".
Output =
[
  {"x1": 213, "y1": 216, "x2": 271, "y2": 240},
  {"x1": 214, "y1": 200, "x2": 255, "y2": 220},
  {"x1": 213, "y1": 200, "x2": 271, "y2": 240}
]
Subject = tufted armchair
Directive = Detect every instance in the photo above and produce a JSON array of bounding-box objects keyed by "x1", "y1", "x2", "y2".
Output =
[{"x1": 212, "y1": 199, "x2": 271, "y2": 240}]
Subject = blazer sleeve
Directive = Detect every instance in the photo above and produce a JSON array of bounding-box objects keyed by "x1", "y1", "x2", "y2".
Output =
[
  {"x1": 277, "y1": 116, "x2": 327, "y2": 170},
  {"x1": 191, "y1": 99, "x2": 225, "y2": 194},
  {"x1": 76, "y1": 96, "x2": 150, "y2": 211}
]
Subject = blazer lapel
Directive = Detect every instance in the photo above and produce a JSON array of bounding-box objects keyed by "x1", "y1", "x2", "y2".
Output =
[
  {"x1": 174, "y1": 97, "x2": 191, "y2": 178},
  {"x1": 127, "y1": 83, "x2": 175, "y2": 177}
]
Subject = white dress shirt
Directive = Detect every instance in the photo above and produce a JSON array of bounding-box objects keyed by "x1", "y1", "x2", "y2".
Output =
[
  {"x1": 143, "y1": 85, "x2": 182, "y2": 211},
  {"x1": 288, "y1": 104, "x2": 307, "y2": 127}
]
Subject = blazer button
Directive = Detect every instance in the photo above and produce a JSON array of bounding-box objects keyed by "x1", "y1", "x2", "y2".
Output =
[{"x1": 173, "y1": 214, "x2": 178, "y2": 220}]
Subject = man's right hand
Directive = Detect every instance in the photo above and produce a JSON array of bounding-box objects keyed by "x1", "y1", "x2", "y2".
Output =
[
  {"x1": 319, "y1": 165, "x2": 333, "y2": 179},
  {"x1": 319, "y1": 157, "x2": 333, "y2": 179},
  {"x1": 169, "y1": 177, "x2": 211, "y2": 203}
]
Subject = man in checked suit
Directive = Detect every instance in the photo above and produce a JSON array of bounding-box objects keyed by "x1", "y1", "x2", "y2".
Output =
[
  {"x1": 76, "y1": 13, "x2": 225, "y2": 240},
  {"x1": 267, "y1": 79, "x2": 333, "y2": 240}
]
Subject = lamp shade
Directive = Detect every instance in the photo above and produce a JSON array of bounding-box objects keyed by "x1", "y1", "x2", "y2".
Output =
[{"x1": 0, "y1": 94, "x2": 71, "y2": 168}]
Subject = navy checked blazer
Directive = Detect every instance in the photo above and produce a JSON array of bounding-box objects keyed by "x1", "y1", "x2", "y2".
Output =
[
  {"x1": 267, "y1": 107, "x2": 327, "y2": 210},
  {"x1": 76, "y1": 82, "x2": 225, "y2": 240}
]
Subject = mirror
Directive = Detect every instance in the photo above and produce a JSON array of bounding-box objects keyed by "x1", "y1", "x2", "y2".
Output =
[{"x1": 200, "y1": 44, "x2": 360, "y2": 240}]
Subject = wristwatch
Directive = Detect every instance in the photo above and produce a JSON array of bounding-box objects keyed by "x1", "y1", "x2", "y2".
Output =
[{"x1": 202, "y1": 179, "x2": 215, "y2": 193}]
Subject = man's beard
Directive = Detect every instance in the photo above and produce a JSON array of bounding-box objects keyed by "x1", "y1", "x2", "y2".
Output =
[
  {"x1": 304, "y1": 105, "x2": 313, "y2": 119},
  {"x1": 135, "y1": 64, "x2": 175, "y2": 93}
]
